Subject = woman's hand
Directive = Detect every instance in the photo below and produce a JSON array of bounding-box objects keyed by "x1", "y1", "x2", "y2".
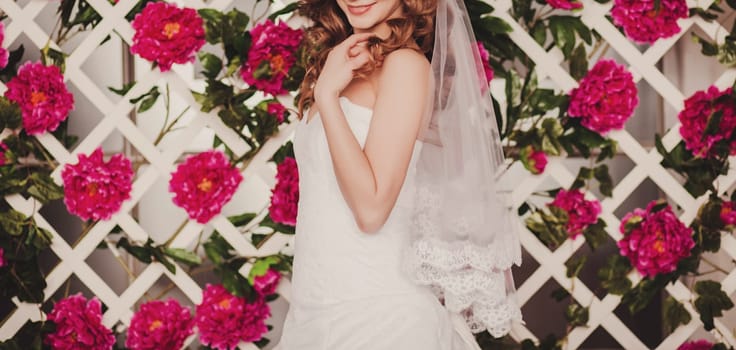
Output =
[{"x1": 314, "y1": 33, "x2": 374, "y2": 106}]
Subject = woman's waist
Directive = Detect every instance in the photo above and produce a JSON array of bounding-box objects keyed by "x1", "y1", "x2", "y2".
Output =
[{"x1": 289, "y1": 260, "x2": 426, "y2": 306}]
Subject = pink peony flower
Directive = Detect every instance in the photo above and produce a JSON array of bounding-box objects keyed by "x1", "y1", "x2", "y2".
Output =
[
  {"x1": 4, "y1": 61, "x2": 74, "y2": 135},
  {"x1": 547, "y1": 0, "x2": 582, "y2": 10},
  {"x1": 548, "y1": 189, "x2": 601, "y2": 238},
  {"x1": 169, "y1": 150, "x2": 243, "y2": 224},
  {"x1": 62, "y1": 148, "x2": 133, "y2": 221},
  {"x1": 520, "y1": 146, "x2": 547, "y2": 174},
  {"x1": 253, "y1": 268, "x2": 281, "y2": 296},
  {"x1": 618, "y1": 201, "x2": 694, "y2": 277},
  {"x1": 0, "y1": 142, "x2": 9, "y2": 166},
  {"x1": 0, "y1": 247, "x2": 5, "y2": 268},
  {"x1": 130, "y1": 2, "x2": 205, "y2": 71},
  {"x1": 269, "y1": 156, "x2": 299, "y2": 226},
  {"x1": 0, "y1": 23, "x2": 8, "y2": 69},
  {"x1": 611, "y1": 0, "x2": 688, "y2": 44},
  {"x1": 677, "y1": 340, "x2": 714, "y2": 350},
  {"x1": 126, "y1": 299, "x2": 194, "y2": 350},
  {"x1": 720, "y1": 201, "x2": 736, "y2": 227},
  {"x1": 568, "y1": 59, "x2": 638, "y2": 135},
  {"x1": 240, "y1": 20, "x2": 303, "y2": 96},
  {"x1": 45, "y1": 294, "x2": 115, "y2": 350},
  {"x1": 267, "y1": 101, "x2": 287, "y2": 123},
  {"x1": 476, "y1": 42, "x2": 494, "y2": 83},
  {"x1": 195, "y1": 284, "x2": 271, "y2": 350},
  {"x1": 678, "y1": 86, "x2": 736, "y2": 158}
]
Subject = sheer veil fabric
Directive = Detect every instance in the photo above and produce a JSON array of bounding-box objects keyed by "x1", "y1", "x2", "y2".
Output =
[{"x1": 403, "y1": 0, "x2": 523, "y2": 338}]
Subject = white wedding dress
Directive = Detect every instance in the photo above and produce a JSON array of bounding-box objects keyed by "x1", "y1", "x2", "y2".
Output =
[{"x1": 278, "y1": 97, "x2": 482, "y2": 350}]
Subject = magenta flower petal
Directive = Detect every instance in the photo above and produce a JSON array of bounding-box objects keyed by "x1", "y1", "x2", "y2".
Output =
[
  {"x1": 548, "y1": 189, "x2": 601, "y2": 238},
  {"x1": 169, "y1": 150, "x2": 243, "y2": 224},
  {"x1": 269, "y1": 156, "x2": 299, "y2": 226},
  {"x1": 678, "y1": 86, "x2": 736, "y2": 158},
  {"x1": 520, "y1": 146, "x2": 547, "y2": 175},
  {"x1": 126, "y1": 299, "x2": 194, "y2": 350},
  {"x1": 253, "y1": 268, "x2": 281, "y2": 296},
  {"x1": 45, "y1": 294, "x2": 115, "y2": 350},
  {"x1": 0, "y1": 23, "x2": 8, "y2": 69},
  {"x1": 267, "y1": 101, "x2": 287, "y2": 123},
  {"x1": 611, "y1": 0, "x2": 688, "y2": 44},
  {"x1": 677, "y1": 340, "x2": 714, "y2": 350},
  {"x1": 617, "y1": 201, "x2": 694, "y2": 277},
  {"x1": 568, "y1": 59, "x2": 638, "y2": 135},
  {"x1": 4, "y1": 61, "x2": 74, "y2": 135},
  {"x1": 240, "y1": 20, "x2": 304, "y2": 96},
  {"x1": 547, "y1": 0, "x2": 583, "y2": 10},
  {"x1": 62, "y1": 148, "x2": 134, "y2": 221},
  {"x1": 130, "y1": 2, "x2": 205, "y2": 71},
  {"x1": 195, "y1": 284, "x2": 271, "y2": 350}
]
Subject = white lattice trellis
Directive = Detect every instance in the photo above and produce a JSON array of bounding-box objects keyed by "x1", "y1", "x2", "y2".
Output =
[{"x1": 0, "y1": 0, "x2": 734, "y2": 349}]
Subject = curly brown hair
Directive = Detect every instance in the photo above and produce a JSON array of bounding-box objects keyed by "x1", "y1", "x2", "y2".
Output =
[{"x1": 296, "y1": 0, "x2": 437, "y2": 117}]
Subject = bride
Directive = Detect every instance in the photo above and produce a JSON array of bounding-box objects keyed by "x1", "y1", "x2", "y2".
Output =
[{"x1": 277, "y1": 0, "x2": 522, "y2": 346}]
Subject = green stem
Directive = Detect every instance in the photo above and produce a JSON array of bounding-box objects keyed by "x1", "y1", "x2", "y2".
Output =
[
  {"x1": 164, "y1": 219, "x2": 189, "y2": 247},
  {"x1": 701, "y1": 256, "x2": 730, "y2": 274},
  {"x1": 30, "y1": 138, "x2": 57, "y2": 170},
  {"x1": 71, "y1": 220, "x2": 97, "y2": 248}
]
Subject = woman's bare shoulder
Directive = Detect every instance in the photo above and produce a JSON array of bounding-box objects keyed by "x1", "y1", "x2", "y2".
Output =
[{"x1": 382, "y1": 48, "x2": 430, "y2": 71}]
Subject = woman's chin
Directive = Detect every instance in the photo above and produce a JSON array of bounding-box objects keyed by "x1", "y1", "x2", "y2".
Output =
[{"x1": 347, "y1": 18, "x2": 378, "y2": 32}]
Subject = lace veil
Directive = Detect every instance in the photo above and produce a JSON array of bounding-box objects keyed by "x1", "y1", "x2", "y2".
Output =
[{"x1": 403, "y1": 0, "x2": 523, "y2": 337}]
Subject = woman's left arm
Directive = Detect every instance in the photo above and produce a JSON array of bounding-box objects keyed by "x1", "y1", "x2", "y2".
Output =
[{"x1": 317, "y1": 48, "x2": 430, "y2": 233}]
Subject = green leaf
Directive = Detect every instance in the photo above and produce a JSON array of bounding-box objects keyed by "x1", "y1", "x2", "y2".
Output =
[
  {"x1": 129, "y1": 86, "x2": 158, "y2": 104},
  {"x1": 622, "y1": 277, "x2": 669, "y2": 315},
  {"x1": 663, "y1": 296, "x2": 692, "y2": 332},
  {"x1": 565, "y1": 303, "x2": 589, "y2": 327},
  {"x1": 116, "y1": 237, "x2": 153, "y2": 264},
  {"x1": 203, "y1": 232, "x2": 234, "y2": 265},
  {"x1": 593, "y1": 164, "x2": 613, "y2": 197},
  {"x1": 108, "y1": 82, "x2": 136, "y2": 96},
  {"x1": 571, "y1": 167, "x2": 593, "y2": 190},
  {"x1": 691, "y1": 33, "x2": 718, "y2": 56},
  {"x1": 247, "y1": 256, "x2": 280, "y2": 284},
  {"x1": 531, "y1": 22, "x2": 547, "y2": 46},
  {"x1": 137, "y1": 89, "x2": 160, "y2": 113},
  {"x1": 26, "y1": 225, "x2": 53, "y2": 250},
  {"x1": 550, "y1": 287, "x2": 570, "y2": 302},
  {"x1": 268, "y1": 2, "x2": 299, "y2": 20},
  {"x1": 261, "y1": 215, "x2": 296, "y2": 234},
  {"x1": 569, "y1": 44, "x2": 588, "y2": 81},
  {"x1": 27, "y1": 172, "x2": 64, "y2": 204},
  {"x1": 549, "y1": 16, "x2": 576, "y2": 58},
  {"x1": 478, "y1": 16, "x2": 512, "y2": 34},
  {"x1": 0, "y1": 97, "x2": 22, "y2": 131},
  {"x1": 583, "y1": 219, "x2": 607, "y2": 251},
  {"x1": 694, "y1": 280, "x2": 734, "y2": 330},
  {"x1": 565, "y1": 255, "x2": 587, "y2": 278},
  {"x1": 198, "y1": 52, "x2": 223, "y2": 79},
  {"x1": 228, "y1": 212, "x2": 257, "y2": 227},
  {"x1": 0, "y1": 209, "x2": 27, "y2": 236},
  {"x1": 597, "y1": 254, "x2": 632, "y2": 295},
  {"x1": 703, "y1": 110, "x2": 724, "y2": 138},
  {"x1": 198, "y1": 8, "x2": 225, "y2": 23},
  {"x1": 163, "y1": 248, "x2": 202, "y2": 266}
]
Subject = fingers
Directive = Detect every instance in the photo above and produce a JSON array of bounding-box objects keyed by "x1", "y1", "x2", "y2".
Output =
[
  {"x1": 348, "y1": 43, "x2": 369, "y2": 57},
  {"x1": 344, "y1": 32, "x2": 375, "y2": 47},
  {"x1": 349, "y1": 51, "x2": 371, "y2": 69}
]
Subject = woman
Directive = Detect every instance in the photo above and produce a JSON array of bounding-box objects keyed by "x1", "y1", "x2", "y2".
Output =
[{"x1": 278, "y1": 0, "x2": 521, "y2": 346}]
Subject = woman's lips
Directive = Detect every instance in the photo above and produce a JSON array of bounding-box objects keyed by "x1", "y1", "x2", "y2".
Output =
[{"x1": 347, "y1": 3, "x2": 375, "y2": 15}]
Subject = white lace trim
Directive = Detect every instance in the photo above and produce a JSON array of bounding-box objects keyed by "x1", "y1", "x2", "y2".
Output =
[{"x1": 404, "y1": 239, "x2": 523, "y2": 338}]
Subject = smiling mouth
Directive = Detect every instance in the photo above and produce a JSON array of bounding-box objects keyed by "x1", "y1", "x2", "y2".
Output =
[{"x1": 347, "y1": 3, "x2": 375, "y2": 15}]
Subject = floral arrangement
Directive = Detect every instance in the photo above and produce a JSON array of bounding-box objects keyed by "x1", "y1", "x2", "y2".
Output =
[{"x1": 0, "y1": 0, "x2": 735, "y2": 349}]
